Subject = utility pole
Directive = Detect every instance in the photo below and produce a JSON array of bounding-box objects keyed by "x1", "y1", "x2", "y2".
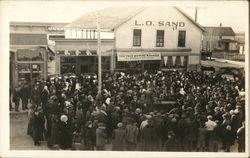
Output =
[
  {"x1": 97, "y1": 13, "x2": 102, "y2": 94},
  {"x1": 187, "y1": 7, "x2": 207, "y2": 22}
]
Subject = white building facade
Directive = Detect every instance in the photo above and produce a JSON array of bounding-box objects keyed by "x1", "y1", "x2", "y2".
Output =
[{"x1": 53, "y1": 6, "x2": 204, "y2": 75}]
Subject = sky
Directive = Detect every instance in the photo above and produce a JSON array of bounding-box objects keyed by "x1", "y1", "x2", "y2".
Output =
[{"x1": 0, "y1": 1, "x2": 248, "y2": 32}]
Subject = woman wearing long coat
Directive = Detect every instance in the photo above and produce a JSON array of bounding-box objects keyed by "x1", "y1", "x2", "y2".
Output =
[
  {"x1": 58, "y1": 115, "x2": 72, "y2": 149},
  {"x1": 32, "y1": 111, "x2": 45, "y2": 145},
  {"x1": 140, "y1": 119, "x2": 157, "y2": 151}
]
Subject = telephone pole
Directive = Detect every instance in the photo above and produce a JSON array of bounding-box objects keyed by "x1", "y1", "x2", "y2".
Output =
[
  {"x1": 97, "y1": 13, "x2": 102, "y2": 94},
  {"x1": 187, "y1": 7, "x2": 207, "y2": 22}
]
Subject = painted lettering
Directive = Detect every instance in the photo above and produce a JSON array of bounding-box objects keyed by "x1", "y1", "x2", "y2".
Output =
[
  {"x1": 135, "y1": 20, "x2": 141, "y2": 26},
  {"x1": 158, "y1": 21, "x2": 164, "y2": 26},
  {"x1": 179, "y1": 22, "x2": 185, "y2": 27},
  {"x1": 165, "y1": 22, "x2": 171, "y2": 27},
  {"x1": 146, "y1": 21, "x2": 153, "y2": 26},
  {"x1": 172, "y1": 22, "x2": 178, "y2": 30}
]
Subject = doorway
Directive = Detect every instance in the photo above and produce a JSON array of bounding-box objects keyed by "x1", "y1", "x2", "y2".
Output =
[{"x1": 81, "y1": 64, "x2": 90, "y2": 74}]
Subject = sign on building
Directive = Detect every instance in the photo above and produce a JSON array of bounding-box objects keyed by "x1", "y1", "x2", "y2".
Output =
[{"x1": 117, "y1": 52, "x2": 161, "y2": 61}]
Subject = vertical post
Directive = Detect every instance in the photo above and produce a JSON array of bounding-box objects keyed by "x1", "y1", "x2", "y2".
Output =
[
  {"x1": 194, "y1": 7, "x2": 198, "y2": 22},
  {"x1": 97, "y1": 14, "x2": 102, "y2": 94}
]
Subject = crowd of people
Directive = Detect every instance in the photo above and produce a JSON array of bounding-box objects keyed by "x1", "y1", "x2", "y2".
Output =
[{"x1": 11, "y1": 70, "x2": 245, "y2": 152}]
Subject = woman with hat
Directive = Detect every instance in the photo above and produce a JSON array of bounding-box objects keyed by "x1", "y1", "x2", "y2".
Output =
[{"x1": 58, "y1": 115, "x2": 72, "y2": 149}]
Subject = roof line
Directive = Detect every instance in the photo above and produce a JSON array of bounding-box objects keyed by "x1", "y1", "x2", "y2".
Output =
[
  {"x1": 112, "y1": 7, "x2": 147, "y2": 30},
  {"x1": 175, "y1": 7, "x2": 205, "y2": 32}
]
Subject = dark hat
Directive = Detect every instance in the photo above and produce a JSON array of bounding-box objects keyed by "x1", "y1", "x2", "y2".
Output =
[{"x1": 168, "y1": 131, "x2": 175, "y2": 136}]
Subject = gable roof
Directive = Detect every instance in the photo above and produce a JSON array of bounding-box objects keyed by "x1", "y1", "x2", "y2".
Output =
[
  {"x1": 65, "y1": 6, "x2": 146, "y2": 30},
  {"x1": 66, "y1": 6, "x2": 205, "y2": 32},
  {"x1": 203, "y1": 27, "x2": 235, "y2": 36}
]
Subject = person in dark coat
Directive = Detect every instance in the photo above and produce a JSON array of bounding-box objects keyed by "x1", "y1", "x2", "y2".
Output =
[
  {"x1": 47, "y1": 115, "x2": 60, "y2": 148},
  {"x1": 32, "y1": 107, "x2": 45, "y2": 146},
  {"x1": 221, "y1": 125, "x2": 234, "y2": 152},
  {"x1": 140, "y1": 119, "x2": 157, "y2": 151},
  {"x1": 112, "y1": 122, "x2": 126, "y2": 151},
  {"x1": 162, "y1": 131, "x2": 181, "y2": 151},
  {"x1": 40, "y1": 86, "x2": 49, "y2": 108},
  {"x1": 27, "y1": 104, "x2": 36, "y2": 136},
  {"x1": 58, "y1": 115, "x2": 72, "y2": 149},
  {"x1": 31, "y1": 85, "x2": 41, "y2": 106},
  {"x1": 12, "y1": 86, "x2": 21, "y2": 112},
  {"x1": 125, "y1": 119, "x2": 139, "y2": 151},
  {"x1": 20, "y1": 83, "x2": 29, "y2": 110},
  {"x1": 96, "y1": 123, "x2": 107, "y2": 150},
  {"x1": 236, "y1": 122, "x2": 245, "y2": 152},
  {"x1": 84, "y1": 121, "x2": 96, "y2": 150}
]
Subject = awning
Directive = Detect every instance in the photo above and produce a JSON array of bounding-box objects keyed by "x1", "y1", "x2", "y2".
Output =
[{"x1": 218, "y1": 39, "x2": 237, "y2": 43}]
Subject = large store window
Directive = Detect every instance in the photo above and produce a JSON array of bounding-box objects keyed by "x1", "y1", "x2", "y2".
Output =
[
  {"x1": 61, "y1": 56, "x2": 77, "y2": 74},
  {"x1": 133, "y1": 29, "x2": 141, "y2": 46},
  {"x1": 94, "y1": 56, "x2": 111, "y2": 72},
  {"x1": 156, "y1": 30, "x2": 164, "y2": 47},
  {"x1": 178, "y1": 31, "x2": 186, "y2": 47},
  {"x1": 18, "y1": 63, "x2": 44, "y2": 83}
]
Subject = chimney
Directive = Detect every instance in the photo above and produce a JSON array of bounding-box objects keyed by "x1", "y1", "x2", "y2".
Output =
[{"x1": 220, "y1": 23, "x2": 222, "y2": 27}]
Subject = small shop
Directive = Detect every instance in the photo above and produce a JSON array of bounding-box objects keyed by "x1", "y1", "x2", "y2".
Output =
[
  {"x1": 10, "y1": 47, "x2": 48, "y2": 87},
  {"x1": 55, "y1": 49, "x2": 111, "y2": 75}
]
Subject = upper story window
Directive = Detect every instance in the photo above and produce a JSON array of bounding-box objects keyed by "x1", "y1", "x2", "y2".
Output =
[
  {"x1": 156, "y1": 30, "x2": 164, "y2": 47},
  {"x1": 133, "y1": 29, "x2": 141, "y2": 46},
  {"x1": 178, "y1": 30, "x2": 186, "y2": 47}
]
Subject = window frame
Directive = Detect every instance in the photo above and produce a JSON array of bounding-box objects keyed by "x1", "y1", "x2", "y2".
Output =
[
  {"x1": 178, "y1": 30, "x2": 186, "y2": 47},
  {"x1": 133, "y1": 29, "x2": 142, "y2": 47},
  {"x1": 156, "y1": 30, "x2": 165, "y2": 47}
]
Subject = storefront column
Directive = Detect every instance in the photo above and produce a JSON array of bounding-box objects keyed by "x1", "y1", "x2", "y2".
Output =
[
  {"x1": 55, "y1": 55, "x2": 61, "y2": 76},
  {"x1": 110, "y1": 49, "x2": 115, "y2": 73},
  {"x1": 44, "y1": 49, "x2": 48, "y2": 80}
]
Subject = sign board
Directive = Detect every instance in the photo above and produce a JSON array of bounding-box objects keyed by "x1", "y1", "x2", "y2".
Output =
[
  {"x1": 47, "y1": 60, "x2": 56, "y2": 76},
  {"x1": 117, "y1": 52, "x2": 161, "y2": 61},
  {"x1": 134, "y1": 20, "x2": 185, "y2": 30}
]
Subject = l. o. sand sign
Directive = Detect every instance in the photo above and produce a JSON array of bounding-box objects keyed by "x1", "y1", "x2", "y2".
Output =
[{"x1": 134, "y1": 20, "x2": 185, "y2": 30}]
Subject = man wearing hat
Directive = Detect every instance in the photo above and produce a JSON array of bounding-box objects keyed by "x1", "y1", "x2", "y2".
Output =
[
  {"x1": 162, "y1": 131, "x2": 181, "y2": 151},
  {"x1": 96, "y1": 123, "x2": 107, "y2": 150},
  {"x1": 112, "y1": 122, "x2": 126, "y2": 151},
  {"x1": 125, "y1": 119, "x2": 139, "y2": 151}
]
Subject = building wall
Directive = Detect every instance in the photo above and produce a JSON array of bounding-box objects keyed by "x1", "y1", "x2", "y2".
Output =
[
  {"x1": 114, "y1": 7, "x2": 203, "y2": 68},
  {"x1": 54, "y1": 40, "x2": 114, "y2": 74},
  {"x1": 55, "y1": 40, "x2": 114, "y2": 52}
]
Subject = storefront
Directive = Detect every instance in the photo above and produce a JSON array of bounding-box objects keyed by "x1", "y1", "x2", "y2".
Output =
[
  {"x1": 10, "y1": 47, "x2": 48, "y2": 87},
  {"x1": 61, "y1": 6, "x2": 204, "y2": 74}
]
